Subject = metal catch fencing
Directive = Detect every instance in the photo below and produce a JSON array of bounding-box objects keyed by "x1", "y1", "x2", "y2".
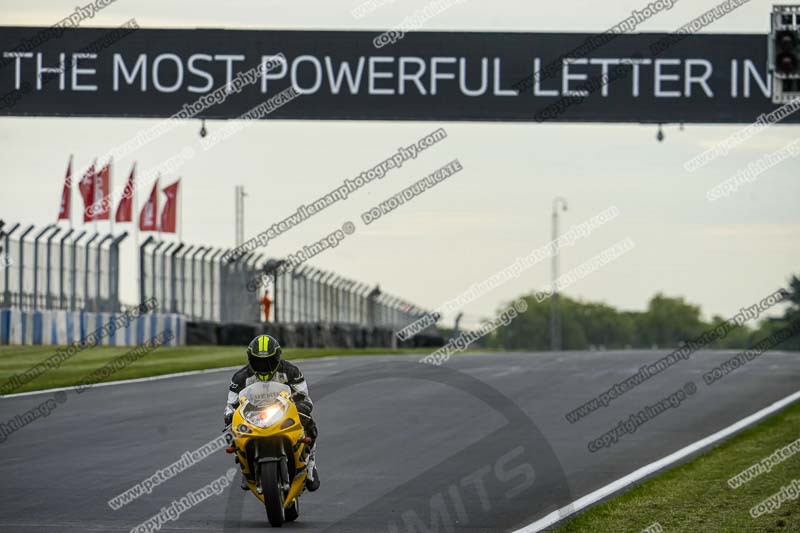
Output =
[
  {"x1": 0, "y1": 220, "x2": 431, "y2": 330},
  {"x1": 0, "y1": 221, "x2": 126, "y2": 312},
  {"x1": 140, "y1": 238, "x2": 429, "y2": 328}
]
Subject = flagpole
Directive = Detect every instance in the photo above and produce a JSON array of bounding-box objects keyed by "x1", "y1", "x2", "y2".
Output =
[
  {"x1": 109, "y1": 157, "x2": 114, "y2": 236},
  {"x1": 156, "y1": 174, "x2": 162, "y2": 243},
  {"x1": 68, "y1": 154, "x2": 74, "y2": 230},
  {"x1": 133, "y1": 164, "x2": 139, "y2": 248},
  {"x1": 176, "y1": 178, "x2": 183, "y2": 244},
  {"x1": 92, "y1": 158, "x2": 98, "y2": 235},
  {"x1": 134, "y1": 163, "x2": 140, "y2": 303}
]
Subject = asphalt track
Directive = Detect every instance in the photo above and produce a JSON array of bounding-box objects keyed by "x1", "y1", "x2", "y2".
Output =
[{"x1": 0, "y1": 349, "x2": 798, "y2": 532}]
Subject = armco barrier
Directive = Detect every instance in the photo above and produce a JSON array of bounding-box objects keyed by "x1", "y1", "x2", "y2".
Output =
[
  {"x1": 187, "y1": 321, "x2": 443, "y2": 349},
  {"x1": 186, "y1": 320, "x2": 220, "y2": 346},
  {"x1": 0, "y1": 308, "x2": 186, "y2": 346}
]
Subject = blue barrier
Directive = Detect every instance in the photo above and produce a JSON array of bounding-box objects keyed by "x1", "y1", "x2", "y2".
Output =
[{"x1": 0, "y1": 309, "x2": 186, "y2": 346}]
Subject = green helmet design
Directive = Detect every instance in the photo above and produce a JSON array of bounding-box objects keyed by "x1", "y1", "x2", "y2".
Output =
[{"x1": 247, "y1": 334, "x2": 282, "y2": 378}]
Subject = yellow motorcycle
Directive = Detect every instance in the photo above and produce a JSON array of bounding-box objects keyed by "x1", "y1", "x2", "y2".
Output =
[{"x1": 228, "y1": 381, "x2": 312, "y2": 527}]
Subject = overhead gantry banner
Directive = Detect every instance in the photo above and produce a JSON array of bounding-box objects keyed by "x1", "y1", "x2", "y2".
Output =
[{"x1": 0, "y1": 25, "x2": 790, "y2": 123}]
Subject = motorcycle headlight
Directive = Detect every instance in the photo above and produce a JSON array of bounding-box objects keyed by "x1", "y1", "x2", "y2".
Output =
[{"x1": 243, "y1": 400, "x2": 287, "y2": 429}]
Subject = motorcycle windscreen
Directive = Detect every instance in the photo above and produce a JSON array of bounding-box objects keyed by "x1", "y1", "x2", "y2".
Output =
[{"x1": 239, "y1": 381, "x2": 291, "y2": 406}]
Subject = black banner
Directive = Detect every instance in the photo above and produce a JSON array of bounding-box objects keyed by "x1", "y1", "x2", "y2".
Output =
[{"x1": 0, "y1": 25, "x2": 792, "y2": 123}]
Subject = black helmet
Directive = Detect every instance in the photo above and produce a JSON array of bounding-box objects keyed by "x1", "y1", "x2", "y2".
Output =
[{"x1": 247, "y1": 334, "x2": 282, "y2": 377}]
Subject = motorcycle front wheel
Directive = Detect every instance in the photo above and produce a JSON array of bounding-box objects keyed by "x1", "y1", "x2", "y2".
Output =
[{"x1": 259, "y1": 461, "x2": 285, "y2": 527}]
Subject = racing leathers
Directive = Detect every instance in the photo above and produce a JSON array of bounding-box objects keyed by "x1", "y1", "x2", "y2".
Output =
[
  {"x1": 224, "y1": 360, "x2": 317, "y2": 439},
  {"x1": 223, "y1": 360, "x2": 319, "y2": 487}
]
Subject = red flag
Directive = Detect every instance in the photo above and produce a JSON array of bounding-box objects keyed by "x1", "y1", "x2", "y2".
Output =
[
  {"x1": 139, "y1": 179, "x2": 159, "y2": 231},
  {"x1": 78, "y1": 161, "x2": 96, "y2": 223},
  {"x1": 160, "y1": 179, "x2": 180, "y2": 233},
  {"x1": 93, "y1": 161, "x2": 111, "y2": 221},
  {"x1": 115, "y1": 164, "x2": 135, "y2": 222},
  {"x1": 58, "y1": 155, "x2": 72, "y2": 221}
]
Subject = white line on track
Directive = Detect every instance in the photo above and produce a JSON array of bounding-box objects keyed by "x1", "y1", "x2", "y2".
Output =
[
  {"x1": 0, "y1": 366, "x2": 242, "y2": 399},
  {"x1": 511, "y1": 389, "x2": 800, "y2": 532},
  {"x1": 0, "y1": 355, "x2": 353, "y2": 399}
]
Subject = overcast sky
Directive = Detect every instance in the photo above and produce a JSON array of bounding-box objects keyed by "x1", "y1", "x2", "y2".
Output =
[{"x1": 0, "y1": 0, "x2": 798, "y2": 327}]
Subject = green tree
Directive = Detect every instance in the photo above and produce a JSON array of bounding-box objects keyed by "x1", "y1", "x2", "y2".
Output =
[
  {"x1": 484, "y1": 274, "x2": 800, "y2": 352},
  {"x1": 707, "y1": 314, "x2": 751, "y2": 349},
  {"x1": 640, "y1": 294, "x2": 704, "y2": 347},
  {"x1": 752, "y1": 274, "x2": 800, "y2": 351},
  {"x1": 490, "y1": 296, "x2": 550, "y2": 350}
]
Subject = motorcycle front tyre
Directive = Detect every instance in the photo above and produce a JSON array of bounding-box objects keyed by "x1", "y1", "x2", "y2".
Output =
[{"x1": 260, "y1": 461, "x2": 285, "y2": 527}]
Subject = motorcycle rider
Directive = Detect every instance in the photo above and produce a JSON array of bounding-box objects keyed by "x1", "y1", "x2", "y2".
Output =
[{"x1": 224, "y1": 334, "x2": 320, "y2": 492}]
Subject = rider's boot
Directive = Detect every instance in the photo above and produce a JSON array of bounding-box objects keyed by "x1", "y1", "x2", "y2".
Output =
[{"x1": 305, "y1": 446, "x2": 320, "y2": 492}]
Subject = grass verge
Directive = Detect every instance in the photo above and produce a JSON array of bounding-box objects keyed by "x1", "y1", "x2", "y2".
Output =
[
  {"x1": 555, "y1": 399, "x2": 800, "y2": 532},
  {"x1": 0, "y1": 345, "x2": 435, "y2": 394}
]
